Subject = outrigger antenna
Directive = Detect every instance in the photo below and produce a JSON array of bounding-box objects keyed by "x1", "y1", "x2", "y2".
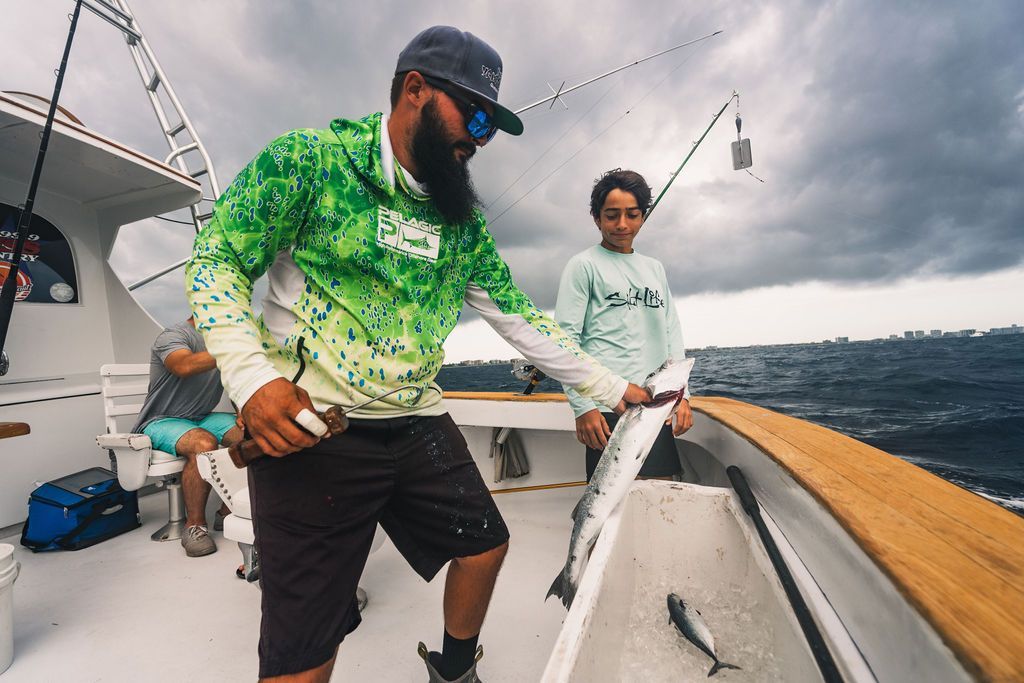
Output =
[
  {"x1": 547, "y1": 81, "x2": 569, "y2": 110},
  {"x1": 488, "y1": 32, "x2": 725, "y2": 223},
  {"x1": 512, "y1": 30, "x2": 723, "y2": 115}
]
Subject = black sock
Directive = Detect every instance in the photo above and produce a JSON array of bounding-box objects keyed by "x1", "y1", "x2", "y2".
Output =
[{"x1": 440, "y1": 629, "x2": 478, "y2": 680}]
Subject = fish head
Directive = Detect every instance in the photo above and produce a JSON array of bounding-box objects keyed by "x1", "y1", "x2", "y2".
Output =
[
  {"x1": 643, "y1": 358, "x2": 695, "y2": 401},
  {"x1": 666, "y1": 592, "x2": 685, "y2": 623}
]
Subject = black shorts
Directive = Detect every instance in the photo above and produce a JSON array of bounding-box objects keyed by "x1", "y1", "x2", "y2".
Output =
[
  {"x1": 248, "y1": 413, "x2": 510, "y2": 678},
  {"x1": 585, "y1": 412, "x2": 681, "y2": 481}
]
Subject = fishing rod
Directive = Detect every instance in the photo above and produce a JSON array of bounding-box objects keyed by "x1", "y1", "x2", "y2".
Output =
[
  {"x1": 490, "y1": 38, "x2": 719, "y2": 224},
  {"x1": 124, "y1": 31, "x2": 724, "y2": 294},
  {"x1": 0, "y1": 0, "x2": 143, "y2": 366},
  {"x1": 0, "y1": 1, "x2": 85, "y2": 362},
  {"x1": 645, "y1": 91, "x2": 738, "y2": 223},
  {"x1": 727, "y1": 466, "x2": 844, "y2": 683},
  {"x1": 513, "y1": 30, "x2": 722, "y2": 115}
]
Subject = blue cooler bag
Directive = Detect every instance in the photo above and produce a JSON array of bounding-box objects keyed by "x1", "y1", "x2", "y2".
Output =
[{"x1": 20, "y1": 467, "x2": 141, "y2": 552}]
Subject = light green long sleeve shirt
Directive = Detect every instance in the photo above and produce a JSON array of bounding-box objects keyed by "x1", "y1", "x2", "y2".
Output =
[{"x1": 554, "y1": 245, "x2": 687, "y2": 418}]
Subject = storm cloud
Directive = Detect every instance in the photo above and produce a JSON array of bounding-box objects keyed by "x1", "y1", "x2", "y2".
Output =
[{"x1": 5, "y1": 0, "x2": 1022, "y2": 322}]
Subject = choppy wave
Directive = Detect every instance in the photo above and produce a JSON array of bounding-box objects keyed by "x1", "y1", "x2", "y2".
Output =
[
  {"x1": 975, "y1": 491, "x2": 1024, "y2": 512},
  {"x1": 437, "y1": 334, "x2": 1024, "y2": 516}
]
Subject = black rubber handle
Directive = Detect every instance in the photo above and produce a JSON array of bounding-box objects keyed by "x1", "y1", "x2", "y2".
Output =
[
  {"x1": 727, "y1": 465, "x2": 844, "y2": 683},
  {"x1": 727, "y1": 465, "x2": 760, "y2": 517},
  {"x1": 521, "y1": 368, "x2": 546, "y2": 396}
]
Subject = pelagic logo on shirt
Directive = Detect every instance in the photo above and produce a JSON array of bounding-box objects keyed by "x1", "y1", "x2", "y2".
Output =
[{"x1": 376, "y1": 207, "x2": 441, "y2": 261}]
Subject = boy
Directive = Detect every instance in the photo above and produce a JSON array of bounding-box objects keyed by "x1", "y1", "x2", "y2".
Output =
[{"x1": 555, "y1": 169, "x2": 693, "y2": 481}]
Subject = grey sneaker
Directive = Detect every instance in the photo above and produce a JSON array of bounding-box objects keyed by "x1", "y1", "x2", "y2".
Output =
[
  {"x1": 418, "y1": 642, "x2": 483, "y2": 683},
  {"x1": 181, "y1": 525, "x2": 217, "y2": 557}
]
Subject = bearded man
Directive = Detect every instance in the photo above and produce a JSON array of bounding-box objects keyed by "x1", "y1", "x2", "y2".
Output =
[{"x1": 186, "y1": 26, "x2": 649, "y2": 683}]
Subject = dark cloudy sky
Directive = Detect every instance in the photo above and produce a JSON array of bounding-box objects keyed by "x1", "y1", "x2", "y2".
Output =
[{"x1": 5, "y1": 0, "x2": 1023, "y2": 354}]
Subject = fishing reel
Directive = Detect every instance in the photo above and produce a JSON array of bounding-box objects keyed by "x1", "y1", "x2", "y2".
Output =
[
  {"x1": 510, "y1": 358, "x2": 537, "y2": 381},
  {"x1": 511, "y1": 359, "x2": 547, "y2": 395}
]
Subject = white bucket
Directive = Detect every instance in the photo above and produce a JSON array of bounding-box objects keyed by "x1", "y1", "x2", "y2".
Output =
[{"x1": 0, "y1": 543, "x2": 20, "y2": 675}]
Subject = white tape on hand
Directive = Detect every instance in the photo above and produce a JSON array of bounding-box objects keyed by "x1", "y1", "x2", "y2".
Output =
[{"x1": 294, "y1": 408, "x2": 328, "y2": 437}]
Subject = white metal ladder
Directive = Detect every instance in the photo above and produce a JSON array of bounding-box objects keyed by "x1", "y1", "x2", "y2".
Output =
[{"x1": 84, "y1": 0, "x2": 221, "y2": 290}]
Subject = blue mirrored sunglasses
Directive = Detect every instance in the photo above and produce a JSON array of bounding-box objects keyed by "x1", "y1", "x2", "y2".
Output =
[{"x1": 424, "y1": 77, "x2": 498, "y2": 143}]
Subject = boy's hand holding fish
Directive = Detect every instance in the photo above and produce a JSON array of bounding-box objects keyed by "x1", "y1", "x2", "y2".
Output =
[{"x1": 669, "y1": 399, "x2": 693, "y2": 436}]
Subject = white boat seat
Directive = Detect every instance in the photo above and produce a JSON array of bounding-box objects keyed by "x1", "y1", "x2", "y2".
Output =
[
  {"x1": 96, "y1": 364, "x2": 187, "y2": 543},
  {"x1": 197, "y1": 446, "x2": 387, "y2": 581},
  {"x1": 95, "y1": 433, "x2": 183, "y2": 488},
  {"x1": 196, "y1": 446, "x2": 248, "y2": 517},
  {"x1": 223, "y1": 507, "x2": 254, "y2": 546},
  {"x1": 228, "y1": 486, "x2": 252, "y2": 520}
]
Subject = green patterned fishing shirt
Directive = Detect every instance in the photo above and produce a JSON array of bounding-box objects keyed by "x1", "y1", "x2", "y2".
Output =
[{"x1": 186, "y1": 113, "x2": 625, "y2": 417}]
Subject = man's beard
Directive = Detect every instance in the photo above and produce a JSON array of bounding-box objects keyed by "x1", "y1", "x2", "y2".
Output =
[{"x1": 410, "y1": 98, "x2": 482, "y2": 224}]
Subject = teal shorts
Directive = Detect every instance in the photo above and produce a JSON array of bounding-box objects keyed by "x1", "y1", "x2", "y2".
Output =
[{"x1": 142, "y1": 412, "x2": 237, "y2": 455}]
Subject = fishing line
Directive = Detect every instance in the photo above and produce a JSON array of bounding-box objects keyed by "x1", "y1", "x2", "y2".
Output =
[
  {"x1": 486, "y1": 77, "x2": 621, "y2": 211},
  {"x1": 735, "y1": 95, "x2": 766, "y2": 183},
  {"x1": 744, "y1": 169, "x2": 766, "y2": 183},
  {"x1": 489, "y1": 42, "x2": 707, "y2": 226},
  {"x1": 153, "y1": 214, "x2": 196, "y2": 225}
]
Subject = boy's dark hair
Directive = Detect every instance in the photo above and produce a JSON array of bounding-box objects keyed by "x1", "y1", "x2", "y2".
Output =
[
  {"x1": 589, "y1": 168, "x2": 653, "y2": 218},
  {"x1": 390, "y1": 72, "x2": 408, "y2": 109}
]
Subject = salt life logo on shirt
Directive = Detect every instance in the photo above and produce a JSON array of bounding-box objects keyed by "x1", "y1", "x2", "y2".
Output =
[
  {"x1": 377, "y1": 207, "x2": 441, "y2": 261},
  {"x1": 604, "y1": 287, "x2": 664, "y2": 309}
]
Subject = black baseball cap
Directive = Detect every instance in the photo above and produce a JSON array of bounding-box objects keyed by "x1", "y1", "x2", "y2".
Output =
[{"x1": 396, "y1": 25, "x2": 524, "y2": 136}]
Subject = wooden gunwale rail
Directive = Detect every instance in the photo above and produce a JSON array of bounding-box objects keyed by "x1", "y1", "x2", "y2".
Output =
[{"x1": 443, "y1": 391, "x2": 1024, "y2": 681}]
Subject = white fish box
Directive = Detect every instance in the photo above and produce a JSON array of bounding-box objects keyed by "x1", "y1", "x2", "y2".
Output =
[{"x1": 542, "y1": 481, "x2": 821, "y2": 682}]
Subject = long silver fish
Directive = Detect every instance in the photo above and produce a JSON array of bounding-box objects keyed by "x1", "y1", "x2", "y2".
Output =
[
  {"x1": 667, "y1": 592, "x2": 741, "y2": 677},
  {"x1": 546, "y1": 357, "x2": 695, "y2": 609}
]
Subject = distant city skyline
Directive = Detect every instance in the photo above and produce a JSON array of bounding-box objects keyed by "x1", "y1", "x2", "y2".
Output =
[
  {"x1": 854, "y1": 324, "x2": 1022, "y2": 344},
  {"x1": 444, "y1": 320, "x2": 1022, "y2": 362},
  {"x1": 441, "y1": 268, "x2": 1024, "y2": 361}
]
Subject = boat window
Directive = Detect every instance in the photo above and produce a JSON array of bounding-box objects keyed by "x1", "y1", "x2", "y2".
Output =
[{"x1": 0, "y1": 201, "x2": 79, "y2": 304}]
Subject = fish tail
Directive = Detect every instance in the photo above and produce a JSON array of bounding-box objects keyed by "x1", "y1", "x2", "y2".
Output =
[
  {"x1": 545, "y1": 571, "x2": 565, "y2": 602},
  {"x1": 708, "y1": 660, "x2": 741, "y2": 677},
  {"x1": 545, "y1": 570, "x2": 576, "y2": 609}
]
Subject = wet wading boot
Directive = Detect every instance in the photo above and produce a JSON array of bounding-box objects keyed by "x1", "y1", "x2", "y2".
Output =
[{"x1": 418, "y1": 642, "x2": 484, "y2": 683}]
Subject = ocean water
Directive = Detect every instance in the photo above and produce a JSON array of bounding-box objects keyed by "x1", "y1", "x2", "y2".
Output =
[{"x1": 436, "y1": 335, "x2": 1024, "y2": 514}]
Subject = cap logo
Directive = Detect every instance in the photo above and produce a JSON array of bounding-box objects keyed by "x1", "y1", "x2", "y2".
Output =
[{"x1": 480, "y1": 65, "x2": 502, "y2": 94}]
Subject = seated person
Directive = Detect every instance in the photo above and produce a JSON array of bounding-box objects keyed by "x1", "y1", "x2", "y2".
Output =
[
  {"x1": 555, "y1": 169, "x2": 693, "y2": 481},
  {"x1": 133, "y1": 316, "x2": 242, "y2": 557}
]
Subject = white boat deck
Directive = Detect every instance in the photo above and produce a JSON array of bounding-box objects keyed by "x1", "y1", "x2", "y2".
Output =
[
  {"x1": 5, "y1": 398, "x2": 1021, "y2": 681},
  {"x1": 2, "y1": 486, "x2": 580, "y2": 682}
]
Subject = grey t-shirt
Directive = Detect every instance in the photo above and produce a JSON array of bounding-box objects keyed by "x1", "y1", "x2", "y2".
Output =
[{"x1": 132, "y1": 321, "x2": 225, "y2": 432}]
